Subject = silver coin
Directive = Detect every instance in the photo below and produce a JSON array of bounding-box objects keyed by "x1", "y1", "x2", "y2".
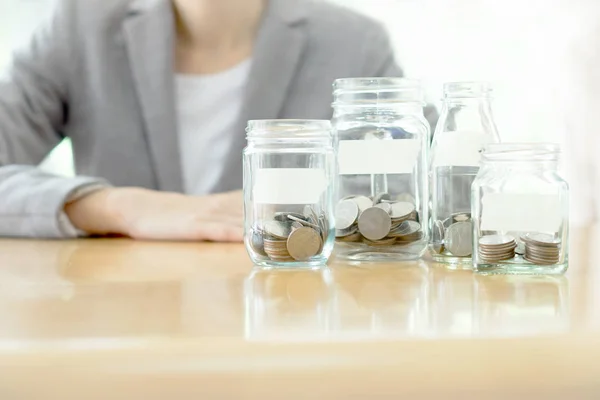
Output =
[
  {"x1": 390, "y1": 202, "x2": 415, "y2": 220},
  {"x1": 394, "y1": 220, "x2": 421, "y2": 236},
  {"x1": 521, "y1": 233, "x2": 562, "y2": 247},
  {"x1": 337, "y1": 231, "x2": 363, "y2": 242},
  {"x1": 303, "y1": 205, "x2": 320, "y2": 226},
  {"x1": 445, "y1": 221, "x2": 473, "y2": 257},
  {"x1": 358, "y1": 207, "x2": 392, "y2": 241},
  {"x1": 430, "y1": 220, "x2": 445, "y2": 254},
  {"x1": 373, "y1": 193, "x2": 392, "y2": 204},
  {"x1": 524, "y1": 255, "x2": 558, "y2": 265},
  {"x1": 336, "y1": 225, "x2": 359, "y2": 238},
  {"x1": 318, "y1": 214, "x2": 328, "y2": 244},
  {"x1": 479, "y1": 235, "x2": 516, "y2": 246},
  {"x1": 291, "y1": 221, "x2": 304, "y2": 230},
  {"x1": 287, "y1": 227, "x2": 322, "y2": 261},
  {"x1": 335, "y1": 200, "x2": 359, "y2": 230},
  {"x1": 288, "y1": 215, "x2": 320, "y2": 230},
  {"x1": 351, "y1": 196, "x2": 373, "y2": 214},
  {"x1": 274, "y1": 212, "x2": 306, "y2": 222},
  {"x1": 263, "y1": 220, "x2": 293, "y2": 239},
  {"x1": 374, "y1": 202, "x2": 392, "y2": 214},
  {"x1": 249, "y1": 228, "x2": 267, "y2": 256}
]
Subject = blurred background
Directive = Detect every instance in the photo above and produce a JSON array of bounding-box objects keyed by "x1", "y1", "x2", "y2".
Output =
[{"x1": 1, "y1": 0, "x2": 599, "y2": 221}]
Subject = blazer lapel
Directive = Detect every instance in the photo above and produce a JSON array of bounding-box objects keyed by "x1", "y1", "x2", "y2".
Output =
[
  {"x1": 123, "y1": 0, "x2": 183, "y2": 192},
  {"x1": 214, "y1": 0, "x2": 309, "y2": 193}
]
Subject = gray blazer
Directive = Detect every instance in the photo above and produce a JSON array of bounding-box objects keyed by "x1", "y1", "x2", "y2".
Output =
[{"x1": 0, "y1": 0, "x2": 426, "y2": 238}]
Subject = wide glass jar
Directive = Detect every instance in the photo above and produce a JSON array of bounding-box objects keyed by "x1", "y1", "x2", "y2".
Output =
[
  {"x1": 472, "y1": 144, "x2": 569, "y2": 275},
  {"x1": 429, "y1": 82, "x2": 500, "y2": 266},
  {"x1": 243, "y1": 120, "x2": 336, "y2": 268},
  {"x1": 332, "y1": 78, "x2": 430, "y2": 262}
]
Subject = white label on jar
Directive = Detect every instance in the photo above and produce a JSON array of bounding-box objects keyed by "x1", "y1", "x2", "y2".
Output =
[
  {"x1": 338, "y1": 139, "x2": 421, "y2": 175},
  {"x1": 481, "y1": 193, "x2": 562, "y2": 233},
  {"x1": 433, "y1": 131, "x2": 487, "y2": 167},
  {"x1": 253, "y1": 168, "x2": 327, "y2": 204}
]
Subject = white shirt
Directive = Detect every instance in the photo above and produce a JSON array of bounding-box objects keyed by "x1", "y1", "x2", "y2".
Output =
[{"x1": 175, "y1": 59, "x2": 252, "y2": 195}]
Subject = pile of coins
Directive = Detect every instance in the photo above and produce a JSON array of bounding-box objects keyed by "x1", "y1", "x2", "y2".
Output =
[
  {"x1": 335, "y1": 194, "x2": 422, "y2": 246},
  {"x1": 250, "y1": 206, "x2": 329, "y2": 262},
  {"x1": 478, "y1": 235, "x2": 517, "y2": 263},
  {"x1": 522, "y1": 233, "x2": 561, "y2": 265},
  {"x1": 431, "y1": 213, "x2": 473, "y2": 257}
]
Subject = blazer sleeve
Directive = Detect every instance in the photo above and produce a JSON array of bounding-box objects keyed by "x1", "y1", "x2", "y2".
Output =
[
  {"x1": 0, "y1": 0, "x2": 108, "y2": 238},
  {"x1": 363, "y1": 24, "x2": 439, "y2": 134}
]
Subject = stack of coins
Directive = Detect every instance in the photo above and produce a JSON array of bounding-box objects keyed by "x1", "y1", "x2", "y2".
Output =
[
  {"x1": 430, "y1": 213, "x2": 473, "y2": 257},
  {"x1": 522, "y1": 233, "x2": 561, "y2": 265},
  {"x1": 250, "y1": 206, "x2": 328, "y2": 262},
  {"x1": 478, "y1": 235, "x2": 517, "y2": 263},
  {"x1": 335, "y1": 194, "x2": 422, "y2": 246}
]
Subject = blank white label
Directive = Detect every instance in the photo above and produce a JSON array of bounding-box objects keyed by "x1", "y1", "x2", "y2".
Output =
[
  {"x1": 338, "y1": 139, "x2": 421, "y2": 175},
  {"x1": 433, "y1": 131, "x2": 487, "y2": 167},
  {"x1": 253, "y1": 168, "x2": 327, "y2": 204},
  {"x1": 481, "y1": 193, "x2": 562, "y2": 233}
]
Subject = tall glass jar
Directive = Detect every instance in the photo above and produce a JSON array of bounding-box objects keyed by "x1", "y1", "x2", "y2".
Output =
[
  {"x1": 243, "y1": 120, "x2": 336, "y2": 268},
  {"x1": 429, "y1": 82, "x2": 500, "y2": 267},
  {"x1": 332, "y1": 78, "x2": 430, "y2": 262},
  {"x1": 472, "y1": 144, "x2": 569, "y2": 275}
]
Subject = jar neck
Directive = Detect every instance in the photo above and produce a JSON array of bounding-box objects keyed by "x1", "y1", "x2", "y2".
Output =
[{"x1": 246, "y1": 119, "x2": 332, "y2": 146}]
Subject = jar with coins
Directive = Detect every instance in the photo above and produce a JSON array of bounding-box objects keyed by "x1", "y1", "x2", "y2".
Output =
[
  {"x1": 472, "y1": 144, "x2": 569, "y2": 275},
  {"x1": 243, "y1": 120, "x2": 335, "y2": 268},
  {"x1": 332, "y1": 78, "x2": 430, "y2": 261},
  {"x1": 429, "y1": 82, "x2": 500, "y2": 266}
]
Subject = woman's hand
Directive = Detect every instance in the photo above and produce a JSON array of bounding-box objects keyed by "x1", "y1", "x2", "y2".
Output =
[{"x1": 65, "y1": 187, "x2": 244, "y2": 242}]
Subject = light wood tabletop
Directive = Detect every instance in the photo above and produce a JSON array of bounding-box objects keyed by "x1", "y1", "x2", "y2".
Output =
[{"x1": 0, "y1": 226, "x2": 598, "y2": 399}]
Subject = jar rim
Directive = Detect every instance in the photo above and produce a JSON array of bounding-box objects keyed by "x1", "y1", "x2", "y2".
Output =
[
  {"x1": 443, "y1": 81, "x2": 493, "y2": 98},
  {"x1": 481, "y1": 143, "x2": 561, "y2": 162},
  {"x1": 246, "y1": 119, "x2": 332, "y2": 138},
  {"x1": 332, "y1": 78, "x2": 425, "y2": 106}
]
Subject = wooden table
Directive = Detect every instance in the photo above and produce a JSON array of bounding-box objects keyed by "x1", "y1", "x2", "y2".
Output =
[{"x1": 0, "y1": 226, "x2": 598, "y2": 399}]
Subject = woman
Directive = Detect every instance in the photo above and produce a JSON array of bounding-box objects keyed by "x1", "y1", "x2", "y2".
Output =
[{"x1": 0, "y1": 0, "x2": 406, "y2": 242}]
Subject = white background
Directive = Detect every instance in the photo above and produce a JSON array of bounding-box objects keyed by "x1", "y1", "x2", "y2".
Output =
[{"x1": 1, "y1": 0, "x2": 599, "y2": 221}]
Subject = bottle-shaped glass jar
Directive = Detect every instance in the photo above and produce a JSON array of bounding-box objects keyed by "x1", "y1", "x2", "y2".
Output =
[
  {"x1": 429, "y1": 82, "x2": 500, "y2": 266},
  {"x1": 332, "y1": 78, "x2": 430, "y2": 262},
  {"x1": 472, "y1": 144, "x2": 569, "y2": 275},
  {"x1": 243, "y1": 120, "x2": 336, "y2": 268}
]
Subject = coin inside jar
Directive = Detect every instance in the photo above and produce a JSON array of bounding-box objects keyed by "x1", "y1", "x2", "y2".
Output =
[
  {"x1": 335, "y1": 200, "x2": 359, "y2": 230},
  {"x1": 263, "y1": 220, "x2": 293, "y2": 239},
  {"x1": 358, "y1": 207, "x2": 392, "y2": 241},
  {"x1": 254, "y1": 208, "x2": 330, "y2": 263},
  {"x1": 445, "y1": 221, "x2": 473, "y2": 257},
  {"x1": 390, "y1": 202, "x2": 415, "y2": 220},
  {"x1": 352, "y1": 196, "x2": 374, "y2": 213},
  {"x1": 287, "y1": 227, "x2": 323, "y2": 261}
]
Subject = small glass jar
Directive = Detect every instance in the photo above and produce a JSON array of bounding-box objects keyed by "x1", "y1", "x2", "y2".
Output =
[
  {"x1": 332, "y1": 78, "x2": 430, "y2": 262},
  {"x1": 472, "y1": 144, "x2": 569, "y2": 275},
  {"x1": 243, "y1": 120, "x2": 336, "y2": 268},
  {"x1": 429, "y1": 82, "x2": 501, "y2": 266}
]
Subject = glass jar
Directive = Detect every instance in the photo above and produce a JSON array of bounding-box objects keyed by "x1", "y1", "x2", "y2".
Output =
[
  {"x1": 429, "y1": 82, "x2": 500, "y2": 266},
  {"x1": 332, "y1": 78, "x2": 430, "y2": 262},
  {"x1": 243, "y1": 120, "x2": 336, "y2": 268},
  {"x1": 472, "y1": 143, "x2": 569, "y2": 275}
]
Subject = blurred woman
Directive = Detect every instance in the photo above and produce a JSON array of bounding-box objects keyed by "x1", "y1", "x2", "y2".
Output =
[{"x1": 0, "y1": 0, "x2": 406, "y2": 241}]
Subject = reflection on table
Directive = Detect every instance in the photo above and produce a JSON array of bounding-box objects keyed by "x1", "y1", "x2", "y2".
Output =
[{"x1": 244, "y1": 261, "x2": 569, "y2": 341}]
